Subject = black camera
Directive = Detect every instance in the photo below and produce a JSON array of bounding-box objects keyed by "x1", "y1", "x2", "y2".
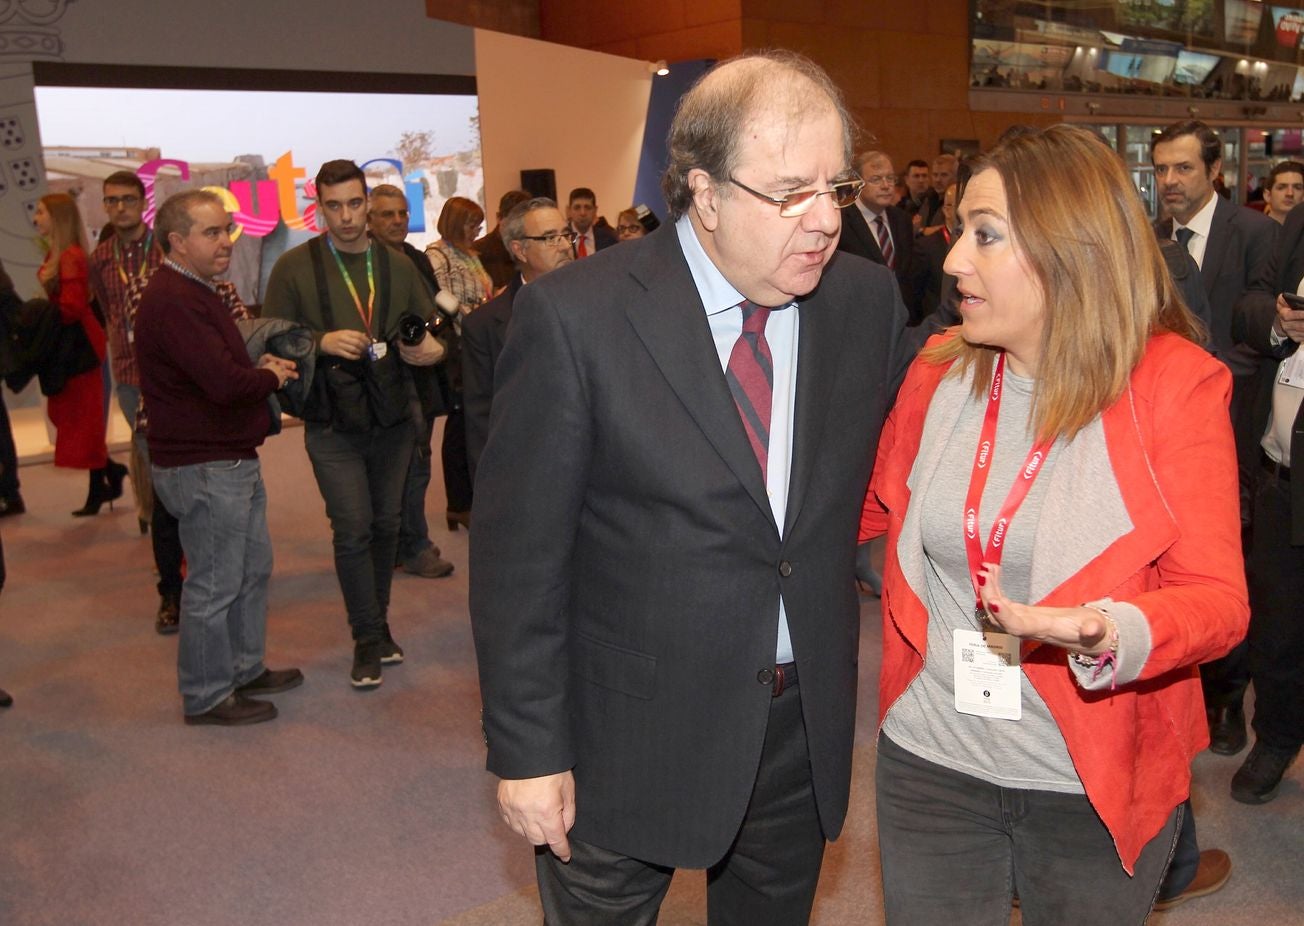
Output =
[{"x1": 396, "y1": 311, "x2": 448, "y2": 347}]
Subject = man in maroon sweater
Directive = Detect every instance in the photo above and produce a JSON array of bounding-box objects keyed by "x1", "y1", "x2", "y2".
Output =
[{"x1": 135, "y1": 190, "x2": 301, "y2": 726}]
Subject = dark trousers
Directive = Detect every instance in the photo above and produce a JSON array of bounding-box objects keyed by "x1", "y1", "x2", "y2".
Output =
[
  {"x1": 441, "y1": 408, "x2": 473, "y2": 513},
  {"x1": 397, "y1": 415, "x2": 436, "y2": 561},
  {"x1": 0, "y1": 391, "x2": 18, "y2": 500},
  {"x1": 876, "y1": 734, "x2": 1179, "y2": 926},
  {"x1": 1246, "y1": 471, "x2": 1304, "y2": 750},
  {"x1": 305, "y1": 421, "x2": 414, "y2": 643},
  {"x1": 152, "y1": 498, "x2": 183, "y2": 596},
  {"x1": 536, "y1": 684, "x2": 825, "y2": 925}
]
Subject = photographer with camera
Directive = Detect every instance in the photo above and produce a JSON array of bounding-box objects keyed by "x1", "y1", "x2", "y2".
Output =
[
  {"x1": 263, "y1": 160, "x2": 442, "y2": 691},
  {"x1": 367, "y1": 185, "x2": 457, "y2": 582}
]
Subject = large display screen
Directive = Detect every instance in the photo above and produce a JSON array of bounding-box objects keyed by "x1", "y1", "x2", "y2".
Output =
[{"x1": 34, "y1": 85, "x2": 482, "y2": 303}]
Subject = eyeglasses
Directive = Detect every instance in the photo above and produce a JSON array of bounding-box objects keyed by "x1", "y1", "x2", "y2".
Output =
[
  {"x1": 103, "y1": 195, "x2": 141, "y2": 208},
  {"x1": 864, "y1": 173, "x2": 897, "y2": 186},
  {"x1": 728, "y1": 177, "x2": 865, "y2": 217},
  {"x1": 520, "y1": 230, "x2": 578, "y2": 247},
  {"x1": 616, "y1": 224, "x2": 644, "y2": 235}
]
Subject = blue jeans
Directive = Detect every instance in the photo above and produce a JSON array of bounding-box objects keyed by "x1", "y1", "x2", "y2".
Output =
[
  {"x1": 152, "y1": 458, "x2": 271, "y2": 715},
  {"x1": 304, "y1": 421, "x2": 414, "y2": 642},
  {"x1": 876, "y1": 734, "x2": 1180, "y2": 925},
  {"x1": 397, "y1": 415, "x2": 436, "y2": 562}
]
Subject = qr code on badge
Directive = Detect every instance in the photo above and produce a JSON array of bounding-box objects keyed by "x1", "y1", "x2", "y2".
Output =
[{"x1": 961, "y1": 650, "x2": 975, "y2": 663}]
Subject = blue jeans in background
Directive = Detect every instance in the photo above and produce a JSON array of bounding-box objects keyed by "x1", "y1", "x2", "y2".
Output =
[
  {"x1": 153, "y1": 458, "x2": 271, "y2": 715},
  {"x1": 304, "y1": 420, "x2": 414, "y2": 643}
]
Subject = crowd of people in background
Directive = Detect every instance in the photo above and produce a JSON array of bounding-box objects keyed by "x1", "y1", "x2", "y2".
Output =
[{"x1": 1, "y1": 47, "x2": 1300, "y2": 924}]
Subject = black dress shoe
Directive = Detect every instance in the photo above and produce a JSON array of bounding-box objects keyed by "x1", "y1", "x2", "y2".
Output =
[
  {"x1": 184, "y1": 693, "x2": 276, "y2": 726},
  {"x1": 0, "y1": 494, "x2": 25, "y2": 517},
  {"x1": 1208, "y1": 703, "x2": 1247, "y2": 756},
  {"x1": 236, "y1": 667, "x2": 304, "y2": 696},
  {"x1": 0, "y1": 687, "x2": 12, "y2": 708},
  {"x1": 1231, "y1": 741, "x2": 1300, "y2": 804}
]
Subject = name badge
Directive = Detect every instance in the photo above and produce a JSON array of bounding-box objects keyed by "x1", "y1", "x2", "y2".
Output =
[
  {"x1": 953, "y1": 629, "x2": 1021, "y2": 720},
  {"x1": 367, "y1": 340, "x2": 388, "y2": 361}
]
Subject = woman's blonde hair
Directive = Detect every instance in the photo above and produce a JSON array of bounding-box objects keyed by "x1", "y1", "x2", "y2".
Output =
[
  {"x1": 36, "y1": 192, "x2": 88, "y2": 290},
  {"x1": 923, "y1": 124, "x2": 1204, "y2": 441}
]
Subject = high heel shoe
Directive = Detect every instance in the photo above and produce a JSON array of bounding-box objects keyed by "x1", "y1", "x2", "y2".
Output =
[
  {"x1": 105, "y1": 459, "x2": 128, "y2": 503},
  {"x1": 446, "y1": 509, "x2": 471, "y2": 531},
  {"x1": 71, "y1": 467, "x2": 113, "y2": 517}
]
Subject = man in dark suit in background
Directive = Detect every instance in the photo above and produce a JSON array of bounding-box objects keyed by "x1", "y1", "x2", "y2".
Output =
[
  {"x1": 566, "y1": 186, "x2": 618, "y2": 257},
  {"x1": 470, "y1": 51, "x2": 908, "y2": 924},
  {"x1": 1149, "y1": 118, "x2": 1277, "y2": 912},
  {"x1": 474, "y1": 189, "x2": 531, "y2": 290},
  {"x1": 1152, "y1": 119, "x2": 1278, "y2": 753},
  {"x1": 1229, "y1": 203, "x2": 1304, "y2": 806},
  {"x1": 836, "y1": 148, "x2": 916, "y2": 319},
  {"x1": 462, "y1": 196, "x2": 572, "y2": 480}
]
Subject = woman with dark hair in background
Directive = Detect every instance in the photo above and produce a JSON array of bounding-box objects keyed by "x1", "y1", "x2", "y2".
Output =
[
  {"x1": 33, "y1": 193, "x2": 126, "y2": 516},
  {"x1": 861, "y1": 125, "x2": 1248, "y2": 923},
  {"x1": 425, "y1": 196, "x2": 491, "y2": 531}
]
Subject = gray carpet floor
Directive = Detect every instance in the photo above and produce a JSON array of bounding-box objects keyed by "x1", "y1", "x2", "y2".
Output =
[{"x1": 1, "y1": 424, "x2": 1300, "y2": 925}]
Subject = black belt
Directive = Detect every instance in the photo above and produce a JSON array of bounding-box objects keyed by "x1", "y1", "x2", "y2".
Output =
[{"x1": 1261, "y1": 450, "x2": 1291, "y2": 483}]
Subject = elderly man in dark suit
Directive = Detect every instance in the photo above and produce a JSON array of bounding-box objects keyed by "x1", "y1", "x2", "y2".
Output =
[
  {"x1": 461, "y1": 196, "x2": 572, "y2": 480},
  {"x1": 470, "y1": 51, "x2": 908, "y2": 924},
  {"x1": 837, "y1": 148, "x2": 916, "y2": 319}
]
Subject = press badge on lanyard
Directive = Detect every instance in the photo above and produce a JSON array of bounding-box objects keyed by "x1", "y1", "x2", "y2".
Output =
[
  {"x1": 327, "y1": 237, "x2": 382, "y2": 360},
  {"x1": 954, "y1": 354, "x2": 1053, "y2": 721}
]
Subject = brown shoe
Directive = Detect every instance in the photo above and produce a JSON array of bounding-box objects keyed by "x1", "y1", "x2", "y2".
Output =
[
  {"x1": 155, "y1": 592, "x2": 180, "y2": 635},
  {"x1": 235, "y1": 668, "x2": 304, "y2": 696},
  {"x1": 1154, "y1": 849, "x2": 1231, "y2": 911},
  {"x1": 183, "y1": 693, "x2": 276, "y2": 726}
]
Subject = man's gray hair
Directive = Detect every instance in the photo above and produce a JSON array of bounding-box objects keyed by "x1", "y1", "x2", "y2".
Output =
[
  {"x1": 369, "y1": 183, "x2": 405, "y2": 203},
  {"x1": 661, "y1": 50, "x2": 855, "y2": 221},
  {"x1": 500, "y1": 197, "x2": 559, "y2": 253},
  {"x1": 155, "y1": 189, "x2": 224, "y2": 254}
]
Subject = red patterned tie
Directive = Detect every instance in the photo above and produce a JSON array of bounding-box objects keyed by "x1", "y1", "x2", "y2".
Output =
[
  {"x1": 576, "y1": 233, "x2": 588, "y2": 258},
  {"x1": 726, "y1": 301, "x2": 773, "y2": 480},
  {"x1": 874, "y1": 214, "x2": 895, "y2": 270}
]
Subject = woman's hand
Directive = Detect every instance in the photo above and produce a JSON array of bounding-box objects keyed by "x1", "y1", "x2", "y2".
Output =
[{"x1": 977, "y1": 563, "x2": 1111, "y2": 655}]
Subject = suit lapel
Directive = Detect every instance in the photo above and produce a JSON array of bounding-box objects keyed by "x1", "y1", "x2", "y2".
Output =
[
  {"x1": 783, "y1": 285, "x2": 849, "y2": 536},
  {"x1": 847, "y1": 208, "x2": 886, "y2": 264},
  {"x1": 623, "y1": 228, "x2": 777, "y2": 527}
]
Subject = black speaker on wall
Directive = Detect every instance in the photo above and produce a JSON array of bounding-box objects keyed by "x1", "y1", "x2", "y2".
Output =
[{"x1": 520, "y1": 168, "x2": 557, "y2": 201}]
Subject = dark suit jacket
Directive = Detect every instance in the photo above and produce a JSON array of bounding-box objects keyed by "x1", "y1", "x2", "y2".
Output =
[
  {"x1": 1233, "y1": 202, "x2": 1304, "y2": 542},
  {"x1": 462, "y1": 273, "x2": 522, "y2": 481},
  {"x1": 837, "y1": 203, "x2": 914, "y2": 310},
  {"x1": 1154, "y1": 196, "x2": 1277, "y2": 368},
  {"x1": 906, "y1": 226, "x2": 953, "y2": 324},
  {"x1": 473, "y1": 227, "x2": 516, "y2": 290},
  {"x1": 469, "y1": 222, "x2": 910, "y2": 867}
]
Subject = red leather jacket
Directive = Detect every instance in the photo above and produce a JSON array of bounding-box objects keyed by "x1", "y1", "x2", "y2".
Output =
[{"x1": 861, "y1": 332, "x2": 1249, "y2": 872}]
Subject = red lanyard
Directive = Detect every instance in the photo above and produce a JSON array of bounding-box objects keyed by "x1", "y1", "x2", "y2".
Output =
[{"x1": 962, "y1": 354, "x2": 1054, "y2": 616}]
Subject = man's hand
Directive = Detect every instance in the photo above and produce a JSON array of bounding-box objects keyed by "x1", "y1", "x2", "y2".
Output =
[
  {"x1": 1273, "y1": 295, "x2": 1304, "y2": 344},
  {"x1": 320, "y1": 329, "x2": 372, "y2": 360},
  {"x1": 398, "y1": 330, "x2": 445, "y2": 366},
  {"x1": 258, "y1": 354, "x2": 299, "y2": 389},
  {"x1": 497, "y1": 771, "x2": 576, "y2": 862}
]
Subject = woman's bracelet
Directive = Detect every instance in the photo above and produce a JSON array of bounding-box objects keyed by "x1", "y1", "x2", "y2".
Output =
[{"x1": 1069, "y1": 608, "x2": 1120, "y2": 688}]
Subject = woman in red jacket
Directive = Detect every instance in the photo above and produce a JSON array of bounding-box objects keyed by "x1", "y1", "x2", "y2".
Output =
[
  {"x1": 34, "y1": 193, "x2": 126, "y2": 515},
  {"x1": 860, "y1": 126, "x2": 1249, "y2": 924}
]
